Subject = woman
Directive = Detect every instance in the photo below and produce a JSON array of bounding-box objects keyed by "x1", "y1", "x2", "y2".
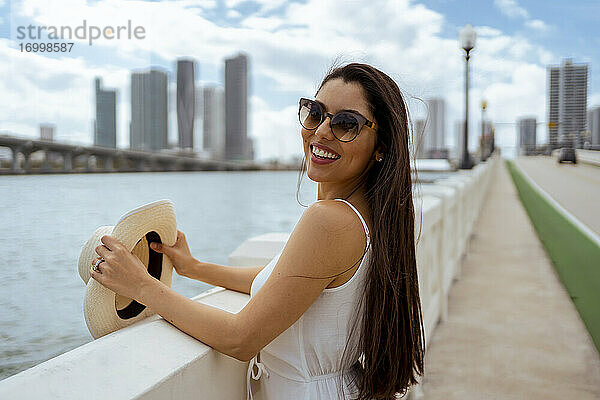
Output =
[{"x1": 90, "y1": 62, "x2": 425, "y2": 399}]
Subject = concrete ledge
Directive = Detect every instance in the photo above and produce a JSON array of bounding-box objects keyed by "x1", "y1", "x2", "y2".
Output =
[
  {"x1": 0, "y1": 287, "x2": 252, "y2": 400},
  {"x1": 228, "y1": 232, "x2": 289, "y2": 267}
]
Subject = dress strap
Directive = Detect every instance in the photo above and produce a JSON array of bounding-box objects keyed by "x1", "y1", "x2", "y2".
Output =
[
  {"x1": 246, "y1": 353, "x2": 269, "y2": 400},
  {"x1": 333, "y1": 198, "x2": 370, "y2": 245}
]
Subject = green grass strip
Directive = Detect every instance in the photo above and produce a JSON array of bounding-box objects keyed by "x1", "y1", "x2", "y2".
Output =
[{"x1": 505, "y1": 159, "x2": 600, "y2": 353}]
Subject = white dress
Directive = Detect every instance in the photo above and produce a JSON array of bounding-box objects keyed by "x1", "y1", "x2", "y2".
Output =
[{"x1": 246, "y1": 198, "x2": 371, "y2": 400}]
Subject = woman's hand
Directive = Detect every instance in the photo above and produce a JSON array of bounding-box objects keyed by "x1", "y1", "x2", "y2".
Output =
[
  {"x1": 149, "y1": 230, "x2": 195, "y2": 277},
  {"x1": 90, "y1": 235, "x2": 156, "y2": 301}
]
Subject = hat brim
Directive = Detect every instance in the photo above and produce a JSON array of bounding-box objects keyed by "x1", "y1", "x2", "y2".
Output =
[{"x1": 78, "y1": 199, "x2": 177, "y2": 339}]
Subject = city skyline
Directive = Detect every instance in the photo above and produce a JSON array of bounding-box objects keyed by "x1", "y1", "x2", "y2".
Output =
[
  {"x1": 0, "y1": 1, "x2": 599, "y2": 161},
  {"x1": 90, "y1": 54, "x2": 253, "y2": 161}
]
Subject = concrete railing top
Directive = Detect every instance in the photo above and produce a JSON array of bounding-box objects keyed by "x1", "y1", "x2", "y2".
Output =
[{"x1": 0, "y1": 287, "x2": 249, "y2": 399}]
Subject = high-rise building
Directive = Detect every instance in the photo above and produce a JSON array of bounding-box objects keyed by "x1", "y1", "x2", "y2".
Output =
[
  {"x1": 413, "y1": 119, "x2": 427, "y2": 158},
  {"x1": 588, "y1": 106, "x2": 600, "y2": 147},
  {"x1": 40, "y1": 124, "x2": 54, "y2": 141},
  {"x1": 247, "y1": 136, "x2": 255, "y2": 160},
  {"x1": 424, "y1": 98, "x2": 445, "y2": 156},
  {"x1": 94, "y1": 77, "x2": 117, "y2": 148},
  {"x1": 176, "y1": 59, "x2": 196, "y2": 151},
  {"x1": 203, "y1": 86, "x2": 226, "y2": 160},
  {"x1": 548, "y1": 66, "x2": 559, "y2": 149},
  {"x1": 130, "y1": 68, "x2": 169, "y2": 151},
  {"x1": 547, "y1": 59, "x2": 588, "y2": 149},
  {"x1": 225, "y1": 53, "x2": 250, "y2": 160},
  {"x1": 195, "y1": 87, "x2": 204, "y2": 152},
  {"x1": 518, "y1": 117, "x2": 536, "y2": 155}
]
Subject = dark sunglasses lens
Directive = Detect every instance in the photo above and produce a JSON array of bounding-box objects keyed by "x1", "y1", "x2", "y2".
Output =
[
  {"x1": 299, "y1": 100, "x2": 322, "y2": 129},
  {"x1": 331, "y1": 112, "x2": 359, "y2": 141}
]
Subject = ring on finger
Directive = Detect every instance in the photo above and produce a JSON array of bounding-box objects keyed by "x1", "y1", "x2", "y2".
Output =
[{"x1": 92, "y1": 258, "x2": 105, "y2": 273}]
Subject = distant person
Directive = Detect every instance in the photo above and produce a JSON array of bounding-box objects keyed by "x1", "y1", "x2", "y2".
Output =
[{"x1": 91, "y1": 62, "x2": 425, "y2": 399}]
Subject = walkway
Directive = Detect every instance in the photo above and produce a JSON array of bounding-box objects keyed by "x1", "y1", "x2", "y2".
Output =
[{"x1": 419, "y1": 160, "x2": 600, "y2": 399}]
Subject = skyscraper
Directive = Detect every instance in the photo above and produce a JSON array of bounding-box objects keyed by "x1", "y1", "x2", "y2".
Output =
[
  {"x1": 203, "y1": 86, "x2": 226, "y2": 160},
  {"x1": 225, "y1": 53, "x2": 249, "y2": 161},
  {"x1": 413, "y1": 118, "x2": 427, "y2": 158},
  {"x1": 176, "y1": 59, "x2": 196, "y2": 151},
  {"x1": 547, "y1": 66, "x2": 559, "y2": 149},
  {"x1": 94, "y1": 77, "x2": 117, "y2": 148},
  {"x1": 518, "y1": 117, "x2": 536, "y2": 155},
  {"x1": 547, "y1": 59, "x2": 588, "y2": 149},
  {"x1": 424, "y1": 98, "x2": 446, "y2": 156},
  {"x1": 130, "y1": 69, "x2": 169, "y2": 151},
  {"x1": 40, "y1": 124, "x2": 54, "y2": 141},
  {"x1": 455, "y1": 120, "x2": 465, "y2": 162},
  {"x1": 589, "y1": 106, "x2": 600, "y2": 147}
]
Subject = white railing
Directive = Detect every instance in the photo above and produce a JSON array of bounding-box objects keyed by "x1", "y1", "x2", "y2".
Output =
[
  {"x1": 0, "y1": 153, "x2": 500, "y2": 400},
  {"x1": 574, "y1": 149, "x2": 600, "y2": 166}
]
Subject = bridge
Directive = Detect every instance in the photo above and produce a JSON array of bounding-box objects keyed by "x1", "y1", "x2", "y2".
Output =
[{"x1": 0, "y1": 134, "x2": 282, "y2": 174}]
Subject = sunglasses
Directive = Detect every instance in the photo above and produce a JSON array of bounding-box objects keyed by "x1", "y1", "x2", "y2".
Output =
[{"x1": 298, "y1": 98, "x2": 377, "y2": 142}]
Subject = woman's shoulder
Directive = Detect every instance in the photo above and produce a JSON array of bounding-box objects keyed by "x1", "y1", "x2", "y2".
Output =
[
  {"x1": 305, "y1": 199, "x2": 362, "y2": 228},
  {"x1": 298, "y1": 200, "x2": 369, "y2": 252},
  {"x1": 308, "y1": 199, "x2": 371, "y2": 237}
]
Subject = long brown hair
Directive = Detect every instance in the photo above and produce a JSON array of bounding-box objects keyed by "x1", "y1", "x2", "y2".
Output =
[{"x1": 295, "y1": 62, "x2": 425, "y2": 399}]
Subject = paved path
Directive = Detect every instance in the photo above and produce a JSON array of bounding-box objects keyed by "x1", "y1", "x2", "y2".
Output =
[
  {"x1": 515, "y1": 155, "x2": 600, "y2": 237},
  {"x1": 419, "y1": 159, "x2": 600, "y2": 399}
]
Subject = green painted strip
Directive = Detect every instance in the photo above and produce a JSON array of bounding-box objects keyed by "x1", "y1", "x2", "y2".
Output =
[{"x1": 506, "y1": 159, "x2": 600, "y2": 354}]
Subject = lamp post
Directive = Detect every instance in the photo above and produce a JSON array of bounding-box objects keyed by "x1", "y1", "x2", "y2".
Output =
[
  {"x1": 459, "y1": 23, "x2": 476, "y2": 169},
  {"x1": 481, "y1": 99, "x2": 487, "y2": 162}
]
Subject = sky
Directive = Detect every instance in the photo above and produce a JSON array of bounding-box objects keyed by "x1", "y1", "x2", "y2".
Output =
[{"x1": 0, "y1": 0, "x2": 598, "y2": 162}]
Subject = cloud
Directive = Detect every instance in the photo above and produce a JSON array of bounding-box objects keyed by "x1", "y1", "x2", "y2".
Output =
[
  {"x1": 182, "y1": 0, "x2": 217, "y2": 9},
  {"x1": 590, "y1": 93, "x2": 600, "y2": 108},
  {"x1": 494, "y1": 0, "x2": 529, "y2": 19},
  {"x1": 525, "y1": 19, "x2": 550, "y2": 32},
  {"x1": 476, "y1": 26, "x2": 503, "y2": 37},
  {"x1": 494, "y1": 0, "x2": 552, "y2": 34},
  {"x1": 226, "y1": 9, "x2": 242, "y2": 19},
  {"x1": 250, "y1": 95, "x2": 300, "y2": 161},
  {"x1": 0, "y1": 37, "x2": 129, "y2": 144}
]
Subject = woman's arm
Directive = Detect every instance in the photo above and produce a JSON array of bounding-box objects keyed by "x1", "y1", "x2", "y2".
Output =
[
  {"x1": 183, "y1": 260, "x2": 266, "y2": 295},
  {"x1": 135, "y1": 200, "x2": 366, "y2": 362},
  {"x1": 149, "y1": 231, "x2": 265, "y2": 295}
]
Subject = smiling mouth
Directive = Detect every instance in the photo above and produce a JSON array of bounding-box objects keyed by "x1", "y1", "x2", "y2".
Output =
[{"x1": 310, "y1": 144, "x2": 341, "y2": 160}]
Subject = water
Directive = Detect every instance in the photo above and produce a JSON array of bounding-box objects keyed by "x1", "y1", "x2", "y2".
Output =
[{"x1": 0, "y1": 170, "x2": 318, "y2": 381}]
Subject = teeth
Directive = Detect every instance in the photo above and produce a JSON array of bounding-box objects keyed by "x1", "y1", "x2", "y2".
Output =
[{"x1": 312, "y1": 145, "x2": 339, "y2": 160}]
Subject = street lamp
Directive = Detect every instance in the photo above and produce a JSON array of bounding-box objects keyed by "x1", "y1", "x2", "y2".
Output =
[
  {"x1": 459, "y1": 23, "x2": 476, "y2": 169},
  {"x1": 481, "y1": 99, "x2": 487, "y2": 162}
]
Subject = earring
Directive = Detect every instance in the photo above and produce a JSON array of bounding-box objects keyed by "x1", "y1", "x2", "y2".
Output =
[{"x1": 377, "y1": 156, "x2": 384, "y2": 162}]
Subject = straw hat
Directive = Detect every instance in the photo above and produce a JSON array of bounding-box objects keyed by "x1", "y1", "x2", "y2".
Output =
[{"x1": 78, "y1": 199, "x2": 177, "y2": 339}]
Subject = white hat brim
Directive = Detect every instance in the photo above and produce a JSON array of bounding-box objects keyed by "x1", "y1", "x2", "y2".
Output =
[{"x1": 78, "y1": 199, "x2": 177, "y2": 339}]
